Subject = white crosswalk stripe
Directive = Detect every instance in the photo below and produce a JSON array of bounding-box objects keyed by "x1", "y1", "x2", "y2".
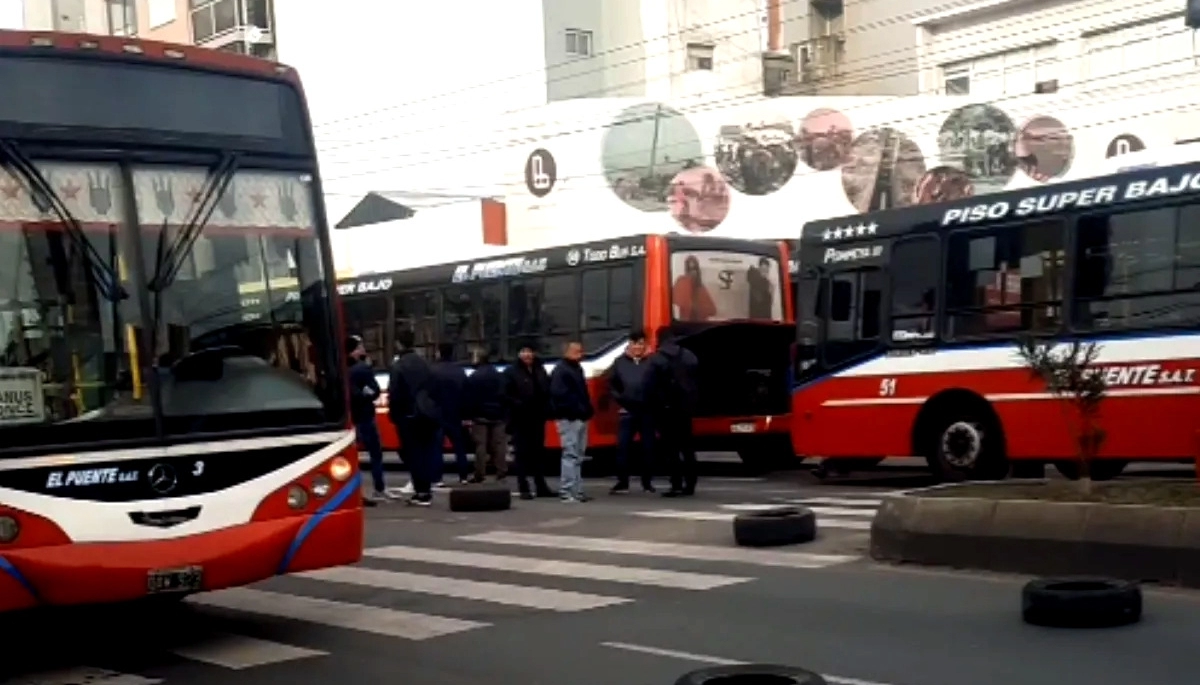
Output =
[
  {"x1": 6, "y1": 527, "x2": 862, "y2": 682},
  {"x1": 627, "y1": 493, "x2": 889, "y2": 531}
]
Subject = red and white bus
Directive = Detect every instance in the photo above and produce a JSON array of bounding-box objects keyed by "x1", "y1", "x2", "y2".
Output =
[
  {"x1": 0, "y1": 31, "x2": 361, "y2": 612},
  {"x1": 791, "y1": 160, "x2": 1200, "y2": 481},
  {"x1": 339, "y1": 233, "x2": 796, "y2": 468}
]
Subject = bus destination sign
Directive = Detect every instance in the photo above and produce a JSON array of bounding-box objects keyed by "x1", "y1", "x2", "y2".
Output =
[{"x1": 942, "y1": 168, "x2": 1200, "y2": 226}]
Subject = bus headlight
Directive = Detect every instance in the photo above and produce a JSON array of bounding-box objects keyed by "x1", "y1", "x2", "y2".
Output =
[
  {"x1": 287, "y1": 486, "x2": 309, "y2": 510},
  {"x1": 328, "y1": 457, "x2": 352, "y2": 482},
  {"x1": 0, "y1": 516, "x2": 19, "y2": 543},
  {"x1": 311, "y1": 475, "x2": 332, "y2": 498}
]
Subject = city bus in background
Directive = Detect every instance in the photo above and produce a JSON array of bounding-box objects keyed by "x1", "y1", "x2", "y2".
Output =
[
  {"x1": 0, "y1": 31, "x2": 360, "y2": 613},
  {"x1": 790, "y1": 160, "x2": 1200, "y2": 481},
  {"x1": 338, "y1": 233, "x2": 797, "y2": 469}
]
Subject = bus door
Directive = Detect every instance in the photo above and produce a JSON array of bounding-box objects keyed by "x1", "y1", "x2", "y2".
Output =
[
  {"x1": 791, "y1": 262, "x2": 886, "y2": 465},
  {"x1": 793, "y1": 264, "x2": 885, "y2": 384}
]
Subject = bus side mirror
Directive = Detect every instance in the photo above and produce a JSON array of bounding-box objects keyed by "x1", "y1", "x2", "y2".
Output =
[{"x1": 790, "y1": 341, "x2": 816, "y2": 377}]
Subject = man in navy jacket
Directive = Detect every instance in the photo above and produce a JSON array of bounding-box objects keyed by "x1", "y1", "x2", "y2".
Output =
[
  {"x1": 550, "y1": 340, "x2": 594, "y2": 503},
  {"x1": 430, "y1": 343, "x2": 470, "y2": 486},
  {"x1": 607, "y1": 330, "x2": 656, "y2": 494},
  {"x1": 347, "y1": 335, "x2": 387, "y2": 505}
]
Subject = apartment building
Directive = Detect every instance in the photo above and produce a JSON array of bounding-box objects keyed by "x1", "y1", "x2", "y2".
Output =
[
  {"x1": 13, "y1": 0, "x2": 276, "y2": 57},
  {"x1": 916, "y1": 0, "x2": 1193, "y2": 98},
  {"x1": 542, "y1": 0, "x2": 767, "y2": 102},
  {"x1": 771, "y1": 0, "x2": 930, "y2": 96},
  {"x1": 767, "y1": 0, "x2": 1197, "y2": 97}
]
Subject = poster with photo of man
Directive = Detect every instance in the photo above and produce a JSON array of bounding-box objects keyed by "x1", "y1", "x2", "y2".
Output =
[{"x1": 669, "y1": 251, "x2": 783, "y2": 323}]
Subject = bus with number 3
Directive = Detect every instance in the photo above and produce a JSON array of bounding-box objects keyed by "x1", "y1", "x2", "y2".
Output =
[
  {"x1": 0, "y1": 31, "x2": 361, "y2": 612},
  {"x1": 791, "y1": 160, "x2": 1200, "y2": 481}
]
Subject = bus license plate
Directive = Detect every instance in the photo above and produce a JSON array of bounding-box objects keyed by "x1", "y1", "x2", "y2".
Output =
[
  {"x1": 147, "y1": 566, "x2": 203, "y2": 594},
  {"x1": 731, "y1": 423, "x2": 756, "y2": 433}
]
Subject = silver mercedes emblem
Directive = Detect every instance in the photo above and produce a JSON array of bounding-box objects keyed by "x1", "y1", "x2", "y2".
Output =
[
  {"x1": 566, "y1": 249, "x2": 580, "y2": 266},
  {"x1": 148, "y1": 464, "x2": 178, "y2": 494}
]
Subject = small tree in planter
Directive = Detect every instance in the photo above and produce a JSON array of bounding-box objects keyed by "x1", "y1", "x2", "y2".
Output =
[{"x1": 1016, "y1": 336, "x2": 1108, "y2": 494}]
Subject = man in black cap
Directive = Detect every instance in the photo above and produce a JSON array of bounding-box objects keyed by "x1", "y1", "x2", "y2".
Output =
[{"x1": 346, "y1": 335, "x2": 388, "y2": 505}]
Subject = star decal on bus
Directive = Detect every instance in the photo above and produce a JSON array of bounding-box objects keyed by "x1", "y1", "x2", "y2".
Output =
[{"x1": 821, "y1": 222, "x2": 878, "y2": 241}]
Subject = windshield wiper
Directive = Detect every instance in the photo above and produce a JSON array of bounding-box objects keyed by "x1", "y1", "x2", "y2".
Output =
[
  {"x1": 148, "y1": 152, "x2": 240, "y2": 293},
  {"x1": 0, "y1": 140, "x2": 127, "y2": 301}
]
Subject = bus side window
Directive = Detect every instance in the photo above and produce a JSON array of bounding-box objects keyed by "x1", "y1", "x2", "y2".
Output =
[
  {"x1": 581, "y1": 265, "x2": 634, "y2": 352},
  {"x1": 890, "y1": 237, "x2": 939, "y2": 343},
  {"x1": 395, "y1": 290, "x2": 438, "y2": 360},
  {"x1": 1072, "y1": 206, "x2": 1200, "y2": 331},
  {"x1": 343, "y1": 294, "x2": 388, "y2": 362},
  {"x1": 506, "y1": 277, "x2": 544, "y2": 359},
  {"x1": 945, "y1": 219, "x2": 1065, "y2": 339}
]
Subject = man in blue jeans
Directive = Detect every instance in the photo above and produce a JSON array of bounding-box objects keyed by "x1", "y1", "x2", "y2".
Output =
[
  {"x1": 346, "y1": 335, "x2": 389, "y2": 505},
  {"x1": 549, "y1": 340, "x2": 594, "y2": 503}
]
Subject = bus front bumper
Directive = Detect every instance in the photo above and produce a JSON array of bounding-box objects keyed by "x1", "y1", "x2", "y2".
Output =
[{"x1": 0, "y1": 508, "x2": 362, "y2": 612}]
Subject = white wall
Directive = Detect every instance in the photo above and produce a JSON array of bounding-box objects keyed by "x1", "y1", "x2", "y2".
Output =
[
  {"x1": 496, "y1": 84, "x2": 1200, "y2": 245},
  {"x1": 330, "y1": 202, "x2": 501, "y2": 278},
  {"x1": 272, "y1": 0, "x2": 549, "y2": 213}
]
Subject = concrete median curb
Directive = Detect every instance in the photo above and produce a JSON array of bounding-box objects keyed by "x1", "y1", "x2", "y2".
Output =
[{"x1": 869, "y1": 481, "x2": 1200, "y2": 587}]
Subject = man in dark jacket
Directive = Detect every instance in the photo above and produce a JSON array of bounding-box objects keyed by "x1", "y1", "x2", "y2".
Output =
[
  {"x1": 430, "y1": 343, "x2": 470, "y2": 486},
  {"x1": 463, "y1": 347, "x2": 508, "y2": 484},
  {"x1": 648, "y1": 329, "x2": 700, "y2": 497},
  {"x1": 503, "y1": 343, "x2": 555, "y2": 499},
  {"x1": 607, "y1": 329, "x2": 656, "y2": 494},
  {"x1": 347, "y1": 335, "x2": 387, "y2": 505},
  {"x1": 387, "y1": 330, "x2": 439, "y2": 506},
  {"x1": 550, "y1": 340, "x2": 594, "y2": 503}
]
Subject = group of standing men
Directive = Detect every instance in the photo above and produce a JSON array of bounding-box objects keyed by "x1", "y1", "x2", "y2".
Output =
[{"x1": 346, "y1": 328, "x2": 700, "y2": 506}]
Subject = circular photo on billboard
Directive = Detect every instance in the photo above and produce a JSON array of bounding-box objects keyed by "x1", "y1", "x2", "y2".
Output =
[
  {"x1": 840, "y1": 127, "x2": 926, "y2": 213},
  {"x1": 715, "y1": 113, "x2": 797, "y2": 196},
  {"x1": 1015, "y1": 116, "x2": 1074, "y2": 181},
  {"x1": 668, "y1": 166, "x2": 731, "y2": 233},
  {"x1": 797, "y1": 108, "x2": 853, "y2": 171},
  {"x1": 937, "y1": 104, "x2": 1018, "y2": 195},
  {"x1": 913, "y1": 166, "x2": 975, "y2": 205},
  {"x1": 602, "y1": 103, "x2": 704, "y2": 212}
]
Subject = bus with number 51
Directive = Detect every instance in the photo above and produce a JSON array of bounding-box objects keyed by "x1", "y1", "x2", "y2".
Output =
[{"x1": 791, "y1": 160, "x2": 1200, "y2": 481}]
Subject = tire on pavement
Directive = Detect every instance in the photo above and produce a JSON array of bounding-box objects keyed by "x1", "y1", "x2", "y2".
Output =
[
  {"x1": 675, "y1": 664, "x2": 827, "y2": 685},
  {"x1": 1021, "y1": 577, "x2": 1142, "y2": 628},
  {"x1": 733, "y1": 506, "x2": 816, "y2": 547},
  {"x1": 448, "y1": 484, "x2": 512, "y2": 512}
]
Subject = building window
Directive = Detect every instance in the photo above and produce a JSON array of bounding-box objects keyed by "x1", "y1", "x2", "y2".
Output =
[
  {"x1": 191, "y1": 0, "x2": 244, "y2": 43},
  {"x1": 687, "y1": 43, "x2": 715, "y2": 71},
  {"x1": 566, "y1": 28, "x2": 593, "y2": 57},
  {"x1": 106, "y1": 0, "x2": 137, "y2": 36},
  {"x1": 940, "y1": 43, "x2": 1057, "y2": 97},
  {"x1": 942, "y1": 65, "x2": 970, "y2": 94},
  {"x1": 1084, "y1": 16, "x2": 1192, "y2": 82}
]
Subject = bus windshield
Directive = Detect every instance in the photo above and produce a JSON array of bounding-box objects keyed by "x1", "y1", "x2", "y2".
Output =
[{"x1": 0, "y1": 160, "x2": 340, "y2": 451}]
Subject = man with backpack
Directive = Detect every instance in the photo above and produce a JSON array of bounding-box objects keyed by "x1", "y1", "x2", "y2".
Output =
[
  {"x1": 648, "y1": 328, "x2": 700, "y2": 498},
  {"x1": 387, "y1": 330, "x2": 440, "y2": 507}
]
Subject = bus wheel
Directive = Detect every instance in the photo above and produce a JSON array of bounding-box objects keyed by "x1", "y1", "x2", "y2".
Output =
[
  {"x1": 1053, "y1": 460, "x2": 1127, "y2": 481},
  {"x1": 923, "y1": 411, "x2": 1006, "y2": 481}
]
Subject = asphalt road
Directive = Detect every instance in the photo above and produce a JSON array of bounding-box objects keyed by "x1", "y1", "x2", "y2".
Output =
[{"x1": 5, "y1": 464, "x2": 1200, "y2": 685}]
